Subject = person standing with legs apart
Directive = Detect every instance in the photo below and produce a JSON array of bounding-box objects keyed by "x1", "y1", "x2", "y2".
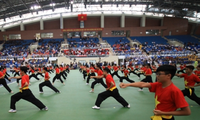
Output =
[
  {"x1": 90, "y1": 64, "x2": 107, "y2": 93},
  {"x1": 120, "y1": 65, "x2": 191, "y2": 120},
  {"x1": 138, "y1": 64, "x2": 153, "y2": 91},
  {"x1": 39, "y1": 67, "x2": 60, "y2": 94},
  {"x1": 9, "y1": 66, "x2": 48, "y2": 113},
  {"x1": 120, "y1": 66, "x2": 135, "y2": 83},
  {"x1": 92, "y1": 67, "x2": 130, "y2": 110},
  {"x1": 52, "y1": 65, "x2": 65, "y2": 85},
  {"x1": 0, "y1": 67, "x2": 13, "y2": 93},
  {"x1": 36, "y1": 66, "x2": 44, "y2": 78},
  {"x1": 29, "y1": 67, "x2": 40, "y2": 81},
  {"x1": 176, "y1": 65, "x2": 200, "y2": 105},
  {"x1": 111, "y1": 64, "x2": 121, "y2": 79},
  {"x1": 86, "y1": 65, "x2": 96, "y2": 85},
  {"x1": 59, "y1": 65, "x2": 66, "y2": 80}
]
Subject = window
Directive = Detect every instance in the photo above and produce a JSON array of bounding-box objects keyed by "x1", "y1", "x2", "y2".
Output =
[
  {"x1": 112, "y1": 31, "x2": 124, "y2": 36},
  {"x1": 68, "y1": 32, "x2": 81, "y2": 37},
  {"x1": 83, "y1": 31, "x2": 96, "y2": 37},
  {"x1": 9, "y1": 34, "x2": 21, "y2": 39},
  {"x1": 41, "y1": 33, "x2": 53, "y2": 38},
  {"x1": 146, "y1": 30, "x2": 159, "y2": 35}
]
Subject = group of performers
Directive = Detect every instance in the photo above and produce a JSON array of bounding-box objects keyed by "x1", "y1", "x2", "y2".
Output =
[
  {"x1": 1, "y1": 62, "x2": 200, "y2": 120},
  {"x1": 0, "y1": 64, "x2": 70, "y2": 113}
]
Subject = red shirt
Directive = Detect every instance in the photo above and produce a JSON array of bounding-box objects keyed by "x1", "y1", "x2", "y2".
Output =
[
  {"x1": 38, "y1": 68, "x2": 41, "y2": 72},
  {"x1": 141, "y1": 67, "x2": 146, "y2": 71},
  {"x1": 107, "y1": 66, "x2": 111, "y2": 69},
  {"x1": 0, "y1": 71, "x2": 4, "y2": 78},
  {"x1": 105, "y1": 74, "x2": 116, "y2": 89},
  {"x1": 113, "y1": 66, "x2": 118, "y2": 71},
  {"x1": 97, "y1": 69, "x2": 103, "y2": 76},
  {"x1": 123, "y1": 69, "x2": 129, "y2": 76},
  {"x1": 45, "y1": 72, "x2": 49, "y2": 80},
  {"x1": 3, "y1": 69, "x2": 6, "y2": 74},
  {"x1": 86, "y1": 68, "x2": 90, "y2": 73},
  {"x1": 145, "y1": 68, "x2": 152, "y2": 75},
  {"x1": 194, "y1": 70, "x2": 200, "y2": 77},
  {"x1": 55, "y1": 68, "x2": 60, "y2": 74},
  {"x1": 21, "y1": 75, "x2": 29, "y2": 88},
  {"x1": 135, "y1": 65, "x2": 139, "y2": 69},
  {"x1": 181, "y1": 73, "x2": 200, "y2": 87},
  {"x1": 180, "y1": 65, "x2": 184, "y2": 70},
  {"x1": 60, "y1": 67, "x2": 63, "y2": 71},
  {"x1": 130, "y1": 66, "x2": 134, "y2": 71},
  {"x1": 90, "y1": 68, "x2": 95, "y2": 73},
  {"x1": 31, "y1": 69, "x2": 35, "y2": 74},
  {"x1": 149, "y1": 82, "x2": 188, "y2": 112}
]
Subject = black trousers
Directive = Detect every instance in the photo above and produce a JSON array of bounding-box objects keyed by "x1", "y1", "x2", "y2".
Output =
[
  {"x1": 86, "y1": 73, "x2": 96, "y2": 84},
  {"x1": 120, "y1": 76, "x2": 135, "y2": 83},
  {"x1": 16, "y1": 78, "x2": 21, "y2": 83},
  {"x1": 66, "y1": 68, "x2": 70, "y2": 73},
  {"x1": 29, "y1": 74, "x2": 40, "y2": 80},
  {"x1": 6, "y1": 72, "x2": 10, "y2": 77},
  {"x1": 83, "y1": 71, "x2": 87, "y2": 79},
  {"x1": 10, "y1": 89, "x2": 46, "y2": 110},
  {"x1": 79, "y1": 68, "x2": 82, "y2": 73},
  {"x1": 137, "y1": 72, "x2": 144, "y2": 78},
  {"x1": 36, "y1": 73, "x2": 44, "y2": 77},
  {"x1": 52, "y1": 74, "x2": 64, "y2": 83},
  {"x1": 63, "y1": 71, "x2": 68, "y2": 78},
  {"x1": 4, "y1": 75, "x2": 11, "y2": 82},
  {"x1": 0, "y1": 79, "x2": 12, "y2": 93},
  {"x1": 60, "y1": 72, "x2": 66, "y2": 80},
  {"x1": 14, "y1": 72, "x2": 20, "y2": 77},
  {"x1": 140, "y1": 76, "x2": 153, "y2": 89},
  {"x1": 95, "y1": 88, "x2": 129, "y2": 107},
  {"x1": 111, "y1": 71, "x2": 121, "y2": 79},
  {"x1": 177, "y1": 69, "x2": 185, "y2": 74},
  {"x1": 130, "y1": 71, "x2": 140, "y2": 78},
  {"x1": 182, "y1": 88, "x2": 200, "y2": 105},
  {"x1": 91, "y1": 78, "x2": 107, "y2": 89},
  {"x1": 39, "y1": 81, "x2": 59, "y2": 93}
]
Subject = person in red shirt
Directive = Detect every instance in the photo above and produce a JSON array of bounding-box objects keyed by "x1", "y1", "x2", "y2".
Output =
[
  {"x1": 66, "y1": 64, "x2": 70, "y2": 73},
  {"x1": 36, "y1": 66, "x2": 44, "y2": 78},
  {"x1": 13, "y1": 66, "x2": 20, "y2": 77},
  {"x1": 138, "y1": 64, "x2": 153, "y2": 91},
  {"x1": 63, "y1": 64, "x2": 68, "y2": 77},
  {"x1": 120, "y1": 65, "x2": 191, "y2": 120},
  {"x1": 52, "y1": 65, "x2": 65, "y2": 85},
  {"x1": 177, "y1": 64, "x2": 185, "y2": 74},
  {"x1": 107, "y1": 64, "x2": 112, "y2": 74},
  {"x1": 59, "y1": 65, "x2": 66, "y2": 80},
  {"x1": 135, "y1": 64, "x2": 146, "y2": 79},
  {"x1": 90, "y1": 64, "x2": 107, "y2": 93},
  {"x1": 194, "y1": 65, "x2": 200, "y2": 78},
  {"x1": 39, "y1": 67, "x2": 60, "y2": 93},
  {"x1": 86, "y1": 64, "x2": 96, "y2": 85},
  {"x1": 2, "y1": 66, "x2": 11, "y2": 82},
  {"x1": 176, "y1": 65, "x2": 200, "y2": 105},
  {"x1": 120, "y1": 66, "x2": 135, "y2": 83},
  {"x1": 91, "y1": 67, "x2": 130, "y2": 110},
  {"x1": 0, "y1": 66, "x2": 13, "y2": 93},
  {"x1": 111, "y1": 64, "x2": 121, "y2": 79},
  {"x1": 128, "y1": 65, "x2": 140, "y2": 78},
  {"x1": 29, "y1": 67, "x2": 40, "y2": 81},
  {"x1": 9, "y1": 66, "x2": 48, "y2": 113}
]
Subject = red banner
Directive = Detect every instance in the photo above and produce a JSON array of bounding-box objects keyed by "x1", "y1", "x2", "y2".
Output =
[
  {"x1": 78, "y1": 14, "x2": 87, "y2": 21},
  {"x1": 62, "y1": 28, "x2": 104, "y2": 32}
]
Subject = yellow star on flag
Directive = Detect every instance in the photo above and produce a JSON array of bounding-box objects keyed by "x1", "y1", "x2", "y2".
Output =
[
  {"x1": 81, "y1": 16, "x2": 84, "y2": 19},
  {"x1": 184, "y1": 80, "x2": 188, "y2": 85},
  {"x1": 155, "y1": 95, "x2": 160, "y2": 108}
]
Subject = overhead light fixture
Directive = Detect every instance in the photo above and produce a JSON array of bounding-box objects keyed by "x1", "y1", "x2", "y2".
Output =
[
  {"x1": 30, "y1": 5, "x2": 41, "y2": 10},
  {"x1": 50, "y1": 3, "x2": 56, "y2": 6},
  {"x1": 71, "y1": 1, "x2": 73, "y2": 4},
  {"x1": 95, "y1": 0, "x2": 98, "y2": 2}
]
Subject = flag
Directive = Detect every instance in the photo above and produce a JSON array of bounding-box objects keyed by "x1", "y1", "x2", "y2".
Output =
[{"x1": 78, "y1": 14, "x2": 87, "y2": 21}]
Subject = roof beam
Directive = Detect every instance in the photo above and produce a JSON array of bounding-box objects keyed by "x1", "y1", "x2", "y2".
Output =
[
  {"x1": 20, "y1": 0, "x2": 32, "y2": 14},
  {"x1": 4, "y1": 0, "x2": 20, "y2": 16},
  {"x1": 36, "y1": 0, "x2": 44, "y2": 11}
]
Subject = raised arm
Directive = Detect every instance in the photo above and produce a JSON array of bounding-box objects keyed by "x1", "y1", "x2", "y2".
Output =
[{"x1": 120, "y1": 82, "x2": 151, "y2": 88}]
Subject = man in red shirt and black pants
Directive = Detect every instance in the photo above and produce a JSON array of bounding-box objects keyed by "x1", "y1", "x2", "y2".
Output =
[
  {"x1": 120, "y1": 65, "x2": 191, "y2": 120},
  {"x1": 52, "y1": 65, "x2": 65, "y2": 85},
  {"x1": 111, "y1": 64, "x2": 121, "y2": 79},
  {"x1": 119, "y1": 66, "x2": 135, "y2": 83},
  {"x1": 39, "y1": 67, "x2": 60, "y2": 93},
  {"x1": 0, "y1": 66, "x2": 13, "y2": 93},
  {"x1": 91, "y1": 67, "x2": 130, "y2": 109},
  {"x1": 176, "y1": 65, "x2": 200, "y2": 105}
]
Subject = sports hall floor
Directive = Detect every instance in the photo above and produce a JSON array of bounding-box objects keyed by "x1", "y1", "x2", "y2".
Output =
[{"x1": 0, "y1": 70, "x2": 199, "y2": 120}]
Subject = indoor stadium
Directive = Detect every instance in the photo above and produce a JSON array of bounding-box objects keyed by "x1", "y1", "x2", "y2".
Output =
[{"x1": 0, "y1": 0, "x2": 200, "y2": 120}]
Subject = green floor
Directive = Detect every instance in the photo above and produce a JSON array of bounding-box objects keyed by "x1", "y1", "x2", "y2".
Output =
[{"x1": 0, "y1": 70, "x2": 199, "y2": 120}]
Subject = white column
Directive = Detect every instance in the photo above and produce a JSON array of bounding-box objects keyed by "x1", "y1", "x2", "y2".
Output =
[
  {"x1": 121, "y1": 12, "x2": 125, "y2": 28},
  {"x1": 1, "y1": 26, "x2": 5, "y2": 32},
  {"x1": 40, "y1": 18, "x2": 44, "y2": 30},
  {"x1": 60, "y1": 13, "x2": 63, "y2": 29},
  {"x1": 140, "y1": 13, "x2": 146, "y2": 27},
  {"x1": 101, "y1": 12, "x2": 104, "y2": 28},
  {"x1": 20, "y1": 21, "x2": 24, "y2": 31}
]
